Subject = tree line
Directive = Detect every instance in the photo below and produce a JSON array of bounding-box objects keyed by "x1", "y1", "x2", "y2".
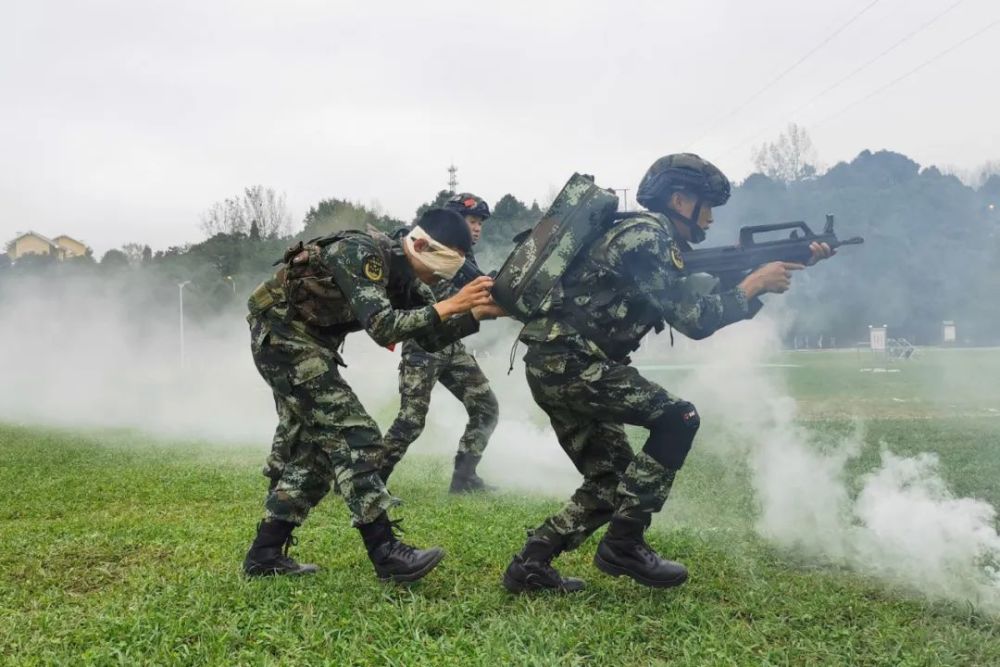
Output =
[{"x1": 2, "y1": 140, "x2": 998, "y2": 346}]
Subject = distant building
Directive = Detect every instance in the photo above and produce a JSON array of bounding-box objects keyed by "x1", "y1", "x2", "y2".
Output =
[
  {"x1": 942, "y1": 320, "x2": 957, "y2": 344},
  {"x1": 6, "y1": 232, "x2": 90, "y2": 260},
  {"x1": 52, "y1": 235, "x2": 89, "y2": 258},
  {"x1": 869, "y1": 325, "x2": 887, "y2": 352}
]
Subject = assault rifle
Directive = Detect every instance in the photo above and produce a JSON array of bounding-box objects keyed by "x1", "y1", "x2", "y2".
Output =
[
  {"x1": 681, "y1": 215, "x2": 863, "y2": 285},
  {"x1": 452, "y1": 258, "x2": 487, "y2": 289}
]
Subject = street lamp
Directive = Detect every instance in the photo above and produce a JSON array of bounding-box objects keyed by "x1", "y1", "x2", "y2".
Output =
[
  {"x1": 224, "y1": 275, "x2": 237, "y2": 296},
  {"x1": 178, "y1": 280, "x2": 191, "y2": 368}
]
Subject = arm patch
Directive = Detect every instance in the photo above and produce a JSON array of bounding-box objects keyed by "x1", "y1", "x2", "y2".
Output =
[{"x1": 362, "y1": 254, "x2": 385, "y2": 282}]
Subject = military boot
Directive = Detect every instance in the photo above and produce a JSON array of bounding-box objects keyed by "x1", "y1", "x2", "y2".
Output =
[
  {"x1": 449, "y1": 452, "x2": 495, "y2": 494},
  {"x1": 357, "y1": 513, "x2": 445, "y2": 583},
  {"x1": 502, "y1": 534, "x2": 586, "y2": 593},
  {"x1": 594, "y1": 513, "x2": 687, "y2": 588},
  {"x1": 243, "y1": 519, "x2": 320, "y2": 577}
]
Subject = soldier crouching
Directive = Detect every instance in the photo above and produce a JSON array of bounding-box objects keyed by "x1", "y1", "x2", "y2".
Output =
[
  {"x1": 242, "y1": 207, "x2": 501, "y2": 583},
  {"x1": 502, "y1": 154, "x2": 833, "y2": 593}
]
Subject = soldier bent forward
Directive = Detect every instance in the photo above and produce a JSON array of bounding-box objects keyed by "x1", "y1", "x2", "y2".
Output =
[{"x1": 242, "y1": 208, "x2": 500, "y2": 583}]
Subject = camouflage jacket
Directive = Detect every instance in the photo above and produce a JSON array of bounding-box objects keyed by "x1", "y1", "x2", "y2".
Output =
[
  {"x1": 247, "y1": 231, "x2": 479, "y2": 359},
  {"x1": 519, "y1": 212, "x2": 760, "y2": 360},
  {"x1": 399, "y1": 251, "x2": 481, "y2": 365}
]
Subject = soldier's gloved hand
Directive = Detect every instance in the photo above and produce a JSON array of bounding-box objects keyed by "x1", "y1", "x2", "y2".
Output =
[
  {"x1": 435, "y1": 276, "x2": 494, "y2": 319},
  {"x1": 740, "y1": 261, "x2": 803, "y2": 297},
  {"x1": 807, "y1": 241, "x2": 835, "y2": 265}
]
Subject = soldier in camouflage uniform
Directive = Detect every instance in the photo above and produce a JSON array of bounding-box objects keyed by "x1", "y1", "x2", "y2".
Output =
[
  {"x1": 503, "y1": 154, "x2": 833, "y2": 593},
  {"x1": 242, "y1": 207, "x2": 500, "y2": 583},
  {"x1": 381, "y1": 193, "x2": 500, "y2": 493}
]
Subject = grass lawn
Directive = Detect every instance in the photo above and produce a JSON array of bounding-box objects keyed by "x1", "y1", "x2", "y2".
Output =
[{"x1": 2, "y1": 349, "x2": 1000, "y2": 665}]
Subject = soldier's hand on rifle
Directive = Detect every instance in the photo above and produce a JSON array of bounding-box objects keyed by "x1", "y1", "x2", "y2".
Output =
[
  {"x1": 435, "y1": 276, "x2": 494, "y2": 319},
  {"x1": 740, "y1": 261, "x2": 804, "y2": 297},
  {"x1": 807, "y1": 241, "x2": 835, "y2": 265},
  {"x1": 472, "y1": 304, "x2": 507, "y2": 321}
]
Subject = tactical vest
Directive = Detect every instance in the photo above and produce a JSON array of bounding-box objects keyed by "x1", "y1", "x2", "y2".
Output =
[
  {"x1": 248, "y1": 230, "x2": 392, "y2": 330},
  {"x1": 554, "y1": 216, "x2": 669, "y2": 361}
]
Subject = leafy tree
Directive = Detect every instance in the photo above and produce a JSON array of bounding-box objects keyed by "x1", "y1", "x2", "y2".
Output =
[
  {"x1": 121, "y1": 242, "x2": 147, "y2": 267},
  {"x1": 301, "y1": 198, "x2": 403, "y2": 238},
  {"x1": 476, "y1": 194, "x2": 540, "y2": 269},
  {"x1": 727, "y1": 148, "x2": 995, "y2": 345},
  {"x1": 10, "y1": 252, "x2": 57, "y2": 278},
  {"x1": 493, "y1": 194, "x2": 529, "y2": 220},
  {"x1": 99, "y1": 248, "x2": 130, "y2": 270},
  {"x1": 414, "y1": 190, "x2": 454, "y2": 222},
  {"x1": 979, "y1": 174, "x2": 1000, "y2": 200}
]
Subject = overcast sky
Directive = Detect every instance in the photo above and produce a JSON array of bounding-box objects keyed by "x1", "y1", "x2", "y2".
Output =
[{"x1": 3, "y1": 0, "x2": 998, "y2": 254}]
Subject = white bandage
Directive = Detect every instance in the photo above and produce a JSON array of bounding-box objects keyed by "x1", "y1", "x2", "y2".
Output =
[{"x1": 405, "y1": 225, "x2": 466, "y2": 279}]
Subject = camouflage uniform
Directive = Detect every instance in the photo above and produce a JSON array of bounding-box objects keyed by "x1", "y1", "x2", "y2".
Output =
[
  {"x1": 247, "y1": 230, "x2": 479, "y2": 526},
  {"x1": 519, "y1": 212, "x2": 761, "y2": 550},
  {"x1": 382, "y1": 266, "x2": 499, "y2": 475}
]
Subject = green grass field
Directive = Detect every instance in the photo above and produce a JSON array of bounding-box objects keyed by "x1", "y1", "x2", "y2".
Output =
[{"x1": 2, "y1": 349, "x2": 1000, "y2": 665}]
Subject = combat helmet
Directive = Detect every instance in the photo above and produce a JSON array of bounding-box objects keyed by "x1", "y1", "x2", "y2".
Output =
[
  {"x1": 636, "y1": 153, "x2": 730, "y2": 243},
  {"x1": 445, "y1": 192, "x2": 491, "y2": 220}
]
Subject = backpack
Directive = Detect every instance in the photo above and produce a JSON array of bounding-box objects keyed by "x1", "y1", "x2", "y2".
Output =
[
  {"x1": 491, "y1": 173, "x2": 620, "y2": 322},
  {"x1": 278, "y1": 230, "x2": 379, "y2": 328}
]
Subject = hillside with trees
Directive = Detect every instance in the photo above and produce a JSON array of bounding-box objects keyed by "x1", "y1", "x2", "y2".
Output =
[{"x1": 3, "y1": 147, "x2": 998, "y2": 346}]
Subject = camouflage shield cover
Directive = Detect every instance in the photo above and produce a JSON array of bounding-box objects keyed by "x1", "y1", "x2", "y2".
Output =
[{"x1": 491, "y1": 173, "x2": 619, "y2": 322}]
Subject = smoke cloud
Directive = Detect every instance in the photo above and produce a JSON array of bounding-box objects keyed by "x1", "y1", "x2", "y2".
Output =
[
  {"x1": 2, "y1": 272, "x2": 999, "y2": 612},
  {"x1": 665, "y1": 311, "x2": 1000, "y2": 612}
]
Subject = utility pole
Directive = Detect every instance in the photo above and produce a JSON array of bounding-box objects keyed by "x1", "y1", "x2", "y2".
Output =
[
  {"x1": 613, "y1": 188, "x2": 630, "y2": 212},
  {"x1": 448, "y1": 163, "x2": 458, "y2": 193},
  {"x1": 178, "y1": 281, "x2": 191, "y2": 368}
]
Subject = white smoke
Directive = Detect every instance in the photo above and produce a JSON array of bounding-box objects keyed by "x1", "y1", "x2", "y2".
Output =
[
  {"x1": 403, "y1": 331, "x2": 580, "y2": 498},
  {"x1": 0, "y1": 277, "x2": 266, "y2": 441},
  {"x1": 4, "y1": 272, "x2": 1000, "y2": 611},
  {"x1": 0, "y1": 273, "x2": 576, "y2": 495},
  {"x1": 664, "y1": 311, "x2": 1000, "y2": 612}
]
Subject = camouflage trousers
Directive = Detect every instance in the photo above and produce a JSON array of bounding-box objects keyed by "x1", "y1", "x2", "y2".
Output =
[
  {"x1": 249, "y1": 316, "x2": 395, "y2": 527},
  {"x1": 381, "y1": 350, "x2": 499, "y2": 472},
  {"x1": 524, "y1": 340, "x2": 689, "y2": 551}
]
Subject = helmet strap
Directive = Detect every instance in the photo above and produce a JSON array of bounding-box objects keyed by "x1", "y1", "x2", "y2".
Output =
[{"x1": 666, "y1": 196, "x2": 706, "y2": 244}]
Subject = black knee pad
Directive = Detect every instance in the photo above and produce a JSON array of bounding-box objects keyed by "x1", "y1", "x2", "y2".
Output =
[{"x1": 642, "y1": 401, "x2": 700, "y2": 470}]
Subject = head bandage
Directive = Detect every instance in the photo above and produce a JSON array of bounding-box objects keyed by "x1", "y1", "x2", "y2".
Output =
[{"x1": 405, "y1": 225, "x2": 466, "y2": 279}]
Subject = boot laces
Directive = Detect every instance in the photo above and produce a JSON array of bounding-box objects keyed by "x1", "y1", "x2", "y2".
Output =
[
  {"x1": 520, "y1": 551, "x2": 562, "y2": 582},
  {"x1": 532, "y1": 559, "x2": 569, "y2": 587},
  {"x1": 283, "y1": 533, "x2": 298, "y2": 556},
  {"x1": 634, "y1": 537, "x2": 660, "y2": 564},
  {"x1": 387, "y1": 519, "x2": 417, "y2": 557}
]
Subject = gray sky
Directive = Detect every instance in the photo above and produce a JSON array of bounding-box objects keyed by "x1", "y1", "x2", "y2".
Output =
[{"x1": 3, "y1": 0, "x2": 998, "y2": 254}]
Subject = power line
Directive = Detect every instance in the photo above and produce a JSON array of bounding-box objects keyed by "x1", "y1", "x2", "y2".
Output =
[
  {"x1": 684, "y1": 0, "x2": 885, "y2": 150},
  {"x1": 812, "y1": 14, "x2": 1000, "y2": 129},
  {"x1": 716, "y1": 0, "x2": 968, "y2": 159}
]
